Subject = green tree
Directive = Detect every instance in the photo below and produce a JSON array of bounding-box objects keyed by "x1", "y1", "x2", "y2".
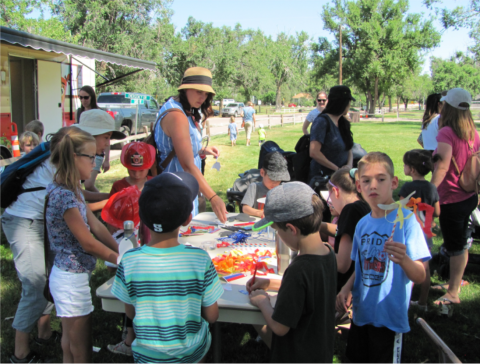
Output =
[
  {"x1": 269, "y1": 32, "x2": 309, "y2": 110},
  {"x1": 321, "y1": 0, "x2": 440, "y2": 113},
  {"x1": 431, "y1": 53, "x2": 480, "y2": 97}
]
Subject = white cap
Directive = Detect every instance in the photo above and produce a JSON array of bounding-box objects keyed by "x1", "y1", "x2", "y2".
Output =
[
  {"x1": 258, "y1": 124, "x2": 264, "y2": 129},
  {"x1": 76, "y1": 109, "x2": 126, "y2": 139},
  {"x1": 440, "y1": 88, "x2": 472, "y2": 110}
]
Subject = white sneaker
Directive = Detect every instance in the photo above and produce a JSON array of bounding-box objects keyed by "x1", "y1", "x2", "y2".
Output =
[{"x1": 107, "y1": 341, "x2": 132, "y2": 356}]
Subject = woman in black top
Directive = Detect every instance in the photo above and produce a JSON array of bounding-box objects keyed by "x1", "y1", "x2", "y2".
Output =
[
  {"x1": 320, "y1": 167, "x2": 370, "y2": 293},
  {"x1": 309, "y1": 86, "x2": 355, "y2": 182},
  {"x1": 76, "y1": 85, "x2": 99, "y2": 123}
]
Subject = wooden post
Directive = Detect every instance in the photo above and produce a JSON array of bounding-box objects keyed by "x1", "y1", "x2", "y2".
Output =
[
  {"x1": 206, "y1": 119, "x2": 211, "y2": 137},
  {"x1": 382, "y1": 109, "x2": 384, "y2": 122},
  {"x1": 281, "y1": 114, "x2": 284, "y2": 127},
  {"x1": 268, "y1": 115, "x2": 271, "y2": 129},
  {"x1": 293, "y1": 113, "x2": 296, "y2": 125}
]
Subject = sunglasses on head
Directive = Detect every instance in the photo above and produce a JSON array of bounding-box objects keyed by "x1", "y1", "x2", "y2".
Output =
[
  {"x1": 317, "y1": 99, "x2": 326, "y2": 102},
  {"x1": 79, "y1": 96, "x2": 90, "y2": 100}
]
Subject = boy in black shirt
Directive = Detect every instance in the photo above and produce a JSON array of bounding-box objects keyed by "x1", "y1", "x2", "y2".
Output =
[{"x1": 247, "y1": 182, "x2": 337, "y2": 363}]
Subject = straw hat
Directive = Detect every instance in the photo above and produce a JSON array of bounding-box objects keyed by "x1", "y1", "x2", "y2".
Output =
[{"x1": 177, "y1": 67, "x2": 216, "y2": 95}]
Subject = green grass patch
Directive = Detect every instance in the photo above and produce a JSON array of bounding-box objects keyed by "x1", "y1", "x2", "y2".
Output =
[{"x1": 1, "y1": 121, "x2": 480, "y2": 362}]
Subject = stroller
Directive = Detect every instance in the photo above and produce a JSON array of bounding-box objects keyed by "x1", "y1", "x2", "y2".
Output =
[{"x1": 226, "y1": 141, "x2": 295, "y2": 213}]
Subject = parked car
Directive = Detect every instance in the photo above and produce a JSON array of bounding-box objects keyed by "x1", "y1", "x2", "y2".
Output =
[
  {"x1": 288, "y1": 103, "x2": 297, "y2": 107},
  {"x1": 213, "y1": 109, "x2": 219, "y2": 116},
  {"x1": 222, "y1": 102, "x2": 245, "y2": 117},
  {"x1": 97, "y1": 92, "x2": 161, "y2": 136}
]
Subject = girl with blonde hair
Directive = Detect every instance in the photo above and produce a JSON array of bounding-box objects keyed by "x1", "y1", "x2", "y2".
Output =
[{"x1": 46, "y1": 126, "x2": 119, "y2": 362}]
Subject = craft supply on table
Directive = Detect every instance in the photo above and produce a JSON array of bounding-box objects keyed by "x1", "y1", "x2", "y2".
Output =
[
  {"x1": 179, "y1": 224, "x2": 219, "y2": 237},
  {"x1": 222, "y1": 273, "x2": 246, "y2": 282},
  {"x1": 213, "y1": 249, "x2": 275, "y2": 276},
  {"x1": 223, "y1": 283, "x2": 232, "y2": 291},
  {"x1": 239, "y1": 289, "x2": 249, "y2": 295}
]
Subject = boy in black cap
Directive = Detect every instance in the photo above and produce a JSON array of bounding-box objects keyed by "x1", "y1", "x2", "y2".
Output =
[
  {"x1": 242, "y1": 151, "x2": 290, "y2": 217},
  {"x1": 247, "y1": 182, "x2": 337, "y2": 363},
  {"x1": 111, "y1": 171, "x2": 223, "y2": 363}
]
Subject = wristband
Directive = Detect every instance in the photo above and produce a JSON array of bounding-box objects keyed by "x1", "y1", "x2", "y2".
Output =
[{"x1": 208, "y1": 194, "x2": 218, "y2": 202}]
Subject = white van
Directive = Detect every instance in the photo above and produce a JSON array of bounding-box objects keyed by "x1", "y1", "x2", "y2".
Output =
[{"x1": 223, "y1": 98, "x2": 235, "y2": 105}]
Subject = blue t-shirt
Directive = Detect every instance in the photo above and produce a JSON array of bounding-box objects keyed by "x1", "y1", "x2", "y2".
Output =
[
  {"x1": 350, "y1": 208, "x2": 431, "y2": 333},
  {"x1": 228, "y1": 123, "x2": 237, "y2": 135},
  {"x1": 309, "y1": 114, "x2": 349, "y2": 179},
  {"x1": 243, "y1": 106, "x2": 255, "y2": 122}
]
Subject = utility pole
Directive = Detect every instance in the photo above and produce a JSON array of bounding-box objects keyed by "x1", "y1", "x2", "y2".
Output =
[{"x1": 339, "y1": 24, "x2": 342, "y2": 85}]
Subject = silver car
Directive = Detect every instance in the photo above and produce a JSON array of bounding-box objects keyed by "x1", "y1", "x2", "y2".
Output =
[{"x1": 222, "y1": 102, "x2": 245, "y2": 117}]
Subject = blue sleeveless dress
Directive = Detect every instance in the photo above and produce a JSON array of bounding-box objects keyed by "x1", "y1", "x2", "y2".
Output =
[{"x1": 154, "y1": 98, "x2": 202, "y2": 216}]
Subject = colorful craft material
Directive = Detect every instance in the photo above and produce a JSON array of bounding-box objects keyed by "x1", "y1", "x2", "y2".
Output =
[
  {"x1": 405, "y1": 197, "x2": 435, "y2": 238},
  {"x1": 223, "y1": 273, "x2": 246, "y2": 282},
  {"x1": 179, "y1": 225, "x2": 219, "y2": 237},
  {"x1": 378, "y1": 191, "x2": 416, "y2": 243},
  {"x1": 212, "y1": 249, "x2": 275, "y2": 276}
]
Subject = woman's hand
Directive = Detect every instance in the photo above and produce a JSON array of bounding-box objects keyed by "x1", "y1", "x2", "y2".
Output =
[
  {"x1": 204, "y1": 146, "x2": 220, "y2": 158},
  {"x1": 210, "y1": 195, "x2": 227, "y2": 223}
]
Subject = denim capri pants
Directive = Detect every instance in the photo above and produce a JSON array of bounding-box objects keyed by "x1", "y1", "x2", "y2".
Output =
[{"x1": 1, "y1": 212, "x2": 55, "y2": 333}]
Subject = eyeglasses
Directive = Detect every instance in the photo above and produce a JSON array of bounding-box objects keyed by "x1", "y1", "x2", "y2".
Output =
[
  {"x1": 76, "y1": 153, "x2": 96, "y2": 164},
  {"x1": 79, "y1": 96, "x2": 90, "y2": 100},
  {"x1": 317, "y1": 99, "x2": 327, "y2": 102}
]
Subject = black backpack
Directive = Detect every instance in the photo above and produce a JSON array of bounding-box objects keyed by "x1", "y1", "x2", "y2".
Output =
[
  {"x1": 1, "y1": 142, "x2": 51, "y2": 208},
  {"x1": 291, "y1": 134, "x2": 311, "y2": 183}
]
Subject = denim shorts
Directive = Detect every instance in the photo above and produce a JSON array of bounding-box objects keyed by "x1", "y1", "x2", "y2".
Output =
[
  {"x1": 1, "y1": 212, "x2": 55, "y2": 332},
  {"x1": 50, "y1": 265, "x2": 93, "y2": 317}
]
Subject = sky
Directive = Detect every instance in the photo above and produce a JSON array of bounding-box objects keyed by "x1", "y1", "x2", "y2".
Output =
[
  {"x1": 29, "y1": 0, "x2": 473, "y2": 74},
  {"x1": 168, "y1": 0, "x2": 473, "y2": 74}
]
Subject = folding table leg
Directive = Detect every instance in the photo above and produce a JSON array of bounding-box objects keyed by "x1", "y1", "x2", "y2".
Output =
[{"x1": 212, "y1": 322, "x2": 221, "y2": 362}]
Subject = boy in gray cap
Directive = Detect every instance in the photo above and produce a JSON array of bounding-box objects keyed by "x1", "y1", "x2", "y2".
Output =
[
  {"x1": 241, "y1": 151, "x2": 290, "y2": 217},
  {"x1": 247, "y1": 182, "x2": 337, "y2": 363}
]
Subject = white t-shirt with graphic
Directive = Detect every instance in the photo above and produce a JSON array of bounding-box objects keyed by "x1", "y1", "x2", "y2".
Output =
[{"x1": 350, "y1": 208, "x2": 430, "y2": 333}]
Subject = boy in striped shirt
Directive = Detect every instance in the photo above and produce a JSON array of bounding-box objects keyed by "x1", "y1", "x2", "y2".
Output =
[{"x1": 112, "y1": 172, "x2": 223, "y2": 363}]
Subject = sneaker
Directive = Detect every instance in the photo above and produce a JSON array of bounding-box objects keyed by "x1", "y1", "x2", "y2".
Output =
[
  {"x1": 410, "y1": 300, "x2": 428, "y2": 312},
  {"x1": 107, "y1": 341, "x2": 132, "y2": 356},
  {"x1": 34, "y1": 331, "x2": 61, "y2": 346},
  {"x1": 10, "y1": 351, "x2": 47, "y2": 363}
]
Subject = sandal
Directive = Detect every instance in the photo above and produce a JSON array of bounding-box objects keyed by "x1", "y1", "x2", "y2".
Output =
[
  {"x1": 431, "y1": 280, "x2": 469, "y2": 293},
  {"x1": 434, "y1": 297, "x2": 457, "y2": 317}
]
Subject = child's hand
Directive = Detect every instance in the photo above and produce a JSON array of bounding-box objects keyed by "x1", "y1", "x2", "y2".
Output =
[
  {"x1": 384, "y1": 241, "x2": 407, "y2": 265},
  {"x1": 249, "y1": 290, "x2": 270, "y2": 307},
  {"x1": 246, "y1": 277, "x2": 270, "y2": 293},
  {"x1": 336, "y1": 288, "x2": 352, "y2": 313}
]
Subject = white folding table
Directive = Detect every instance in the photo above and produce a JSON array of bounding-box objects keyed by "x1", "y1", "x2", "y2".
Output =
[{"x1": 96, "y1": 212, "x2": 280, "y2": 361}]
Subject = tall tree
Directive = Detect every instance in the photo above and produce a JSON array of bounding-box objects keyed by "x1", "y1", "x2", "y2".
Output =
[
  {"x1": 321, "y1": 0, "x2": 441, "y2": 113},
  {"x1": 269, "y1": 32, "x2": 309, "y2": 110}
]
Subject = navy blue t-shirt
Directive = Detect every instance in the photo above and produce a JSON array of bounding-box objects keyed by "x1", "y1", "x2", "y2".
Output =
[{"x1": 309, "y1": 114, "x2": 350, "y2": 179}]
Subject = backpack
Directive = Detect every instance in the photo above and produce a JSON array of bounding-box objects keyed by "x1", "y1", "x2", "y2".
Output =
[
  {"x1": 291, "y1": 134, "x2": 311, "y2": 183},
  {"x1": 451, "y1": 141, "x2": 480, "y2": 193},
  {"x1": 1, "y1": 142, "x2": 51, "y2": 208}
]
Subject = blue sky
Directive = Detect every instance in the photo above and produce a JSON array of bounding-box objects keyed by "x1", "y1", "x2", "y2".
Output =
[
  {"x1": 29, "y1": 0, "x2": 473, "y2": 74},
  {"x1": 168, "y1": 0, "x2": 472, "y2": 74}
]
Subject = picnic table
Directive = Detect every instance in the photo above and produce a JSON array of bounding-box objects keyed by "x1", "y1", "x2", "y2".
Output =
[{"x1": 96, "y1": 212, "x2": 281, "y2": 362}]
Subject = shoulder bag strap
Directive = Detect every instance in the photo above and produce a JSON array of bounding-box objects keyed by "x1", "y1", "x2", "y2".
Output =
[
  {"x1": 152, "y1": 108, "x2": 185, "y2": 171},
  {"x1": 43, "y1": 193, "x2": 51, "y2": 276}
]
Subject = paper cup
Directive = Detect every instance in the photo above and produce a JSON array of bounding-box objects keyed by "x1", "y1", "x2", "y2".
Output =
[{"x1": 257, "y1": 197, "x2": 266, "y2": 210}]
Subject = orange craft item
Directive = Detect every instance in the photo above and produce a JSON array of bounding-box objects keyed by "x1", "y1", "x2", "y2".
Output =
[
  {"x1": 101, "y1": 185, "x2": 141, "y2": 229},
  {"x1": 406, "y1": 197, "x2": 435, "y2": 238},
  {"x1": 212, "y1": 249, "x2": 275, "y2": 275},
  {"x1": 120, "y1": 141, "x2": 156, "y2": 171}
]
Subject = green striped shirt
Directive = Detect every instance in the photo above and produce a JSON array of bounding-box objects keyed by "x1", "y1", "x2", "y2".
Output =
[{"x1": 112, "y1": 244, "x2": 223, "y2": 362}]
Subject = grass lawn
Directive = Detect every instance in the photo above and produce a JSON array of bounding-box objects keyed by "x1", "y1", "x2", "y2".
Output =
[{"x1": 1, "y1": 121, "x2": 480, "y2": 362}]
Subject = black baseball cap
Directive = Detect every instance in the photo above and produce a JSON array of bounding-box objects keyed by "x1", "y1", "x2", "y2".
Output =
[
  {"x1": 328, "y1": 85, "x2": 356, "y2": 102},
  {"x1": 139, "y1": 172, "x2": 199, "y2": 233}
]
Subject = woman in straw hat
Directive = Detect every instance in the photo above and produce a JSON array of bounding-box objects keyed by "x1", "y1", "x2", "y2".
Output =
[{"x1": 154, "y1": 67, "x2": 227, "y2": 222}]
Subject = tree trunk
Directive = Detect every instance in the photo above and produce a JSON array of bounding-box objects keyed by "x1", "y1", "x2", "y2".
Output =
[
  {"x1": 219, "y1": 100, "x2": 224, "y2": 114},
  {"x1": 371, "y1": 76, "x2": 379, "y2": 115},
  {"x1": 404, "y1": 99, "x2": 408, "y2": 111},
  {"x1": 396, "y1": 96, "x2": 400, "y2": 119},
  {"x1": 366, "y1": 92, "x2": 372, "y2": 113},
  {"x1": 388, "y1": 95, "x2": 392, "y2": 112},
  {"x1": 275, "y1": 85, "x2": 282, "y2": 111}
]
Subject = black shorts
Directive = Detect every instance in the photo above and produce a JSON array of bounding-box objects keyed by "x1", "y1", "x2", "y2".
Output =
[
  {"x1": 439, "y1": 194, "x2": 478, "y2": 255},
  {"x1": 346, "y1": 322, "x2": 403, "y2": 363}
]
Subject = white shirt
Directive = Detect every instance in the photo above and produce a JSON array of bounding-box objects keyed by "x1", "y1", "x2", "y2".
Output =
[
  {"x1": 421, "y1": 115, "x2": 439, "y2": 151},
  {"x1": 6, "y1": 159, "x2": 55, "y2": 220}
]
